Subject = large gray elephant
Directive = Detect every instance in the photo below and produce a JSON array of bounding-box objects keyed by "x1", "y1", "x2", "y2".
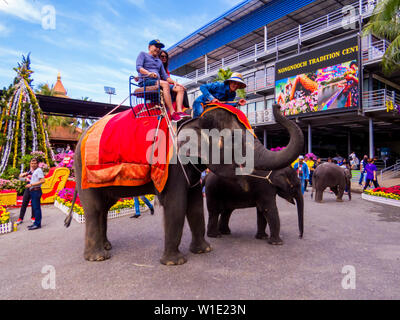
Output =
[
  {"x1": 65, "y1": 104, "x2": 304, "y2": 265},
  {"x1": 205, "y1": 167, "x2": 304, "y2": 244},
  {"x1": 311, "y1": 162, "x2": 352, "y2": 203}
]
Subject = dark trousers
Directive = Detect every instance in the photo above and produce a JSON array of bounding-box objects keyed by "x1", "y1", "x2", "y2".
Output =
[
  {"x1": 31, "y1": 189, "x2": 43, "y2": 227},
  {"x1": 363, "y1": 179, "x2": 379, "y2": 190},
  {"x1": 19, "y1": 188, "x2": 34, "y2": 220}
]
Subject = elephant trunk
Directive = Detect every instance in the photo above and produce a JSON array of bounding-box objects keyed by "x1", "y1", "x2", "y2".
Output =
[
  {"x1": 347, "y1": 180, "x2": 352, "y2": 201},
  {"x1": 294, "y1": 189, "x2": 304, "y2": 238},
  {"x1": 253, "y1": 104, "x2": 304, "y2": 171}
]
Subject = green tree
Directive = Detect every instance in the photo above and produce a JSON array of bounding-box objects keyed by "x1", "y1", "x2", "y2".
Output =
[
  {"x1": 35, "y1": 83, "x2": 54, "y2": 96},
  {"x1": 214, "y1": 68, "x2": 246, "y2": 99},
  {"x1": 363, "y1": 0, "x2": 400, "y2": 74}
]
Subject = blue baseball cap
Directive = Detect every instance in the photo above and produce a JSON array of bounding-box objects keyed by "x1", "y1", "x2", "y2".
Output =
[{"x1": 149, "y1": 39, "x2": 165, "y2": 48}]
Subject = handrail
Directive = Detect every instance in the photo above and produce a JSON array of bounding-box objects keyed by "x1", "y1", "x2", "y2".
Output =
[
  {"x1": 180, "y1": 0, "x2": 382, "y2": 83},
  {"x1": 363, "y1": 89, "x2": 400, "y2": 112}
]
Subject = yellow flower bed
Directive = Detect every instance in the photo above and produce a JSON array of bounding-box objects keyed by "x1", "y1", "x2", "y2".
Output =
[
  {"x1": 0, "y1": 205, "x2": 10, "y2": 224},
  {"x1": 55, "y1": 195, "x2": 155, "y2": 215},
  {"x1": 364, "y1": 190, "x2": 400, "y2": 201}
]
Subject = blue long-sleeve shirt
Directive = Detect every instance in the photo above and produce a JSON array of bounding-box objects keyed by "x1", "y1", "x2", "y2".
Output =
[
  {"x1": 136, "y1": 51, "x2": 169, "y2": 85},
  {"x1": 194, "y1": 82, "x2": 237, "y2": 106},
  {"x1": 293, "y1": 162, "x2": 309, "y2": 180}
]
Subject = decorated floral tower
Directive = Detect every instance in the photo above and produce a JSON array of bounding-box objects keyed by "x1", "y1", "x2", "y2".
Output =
[{"x1": 0, "y1": 55, "x2": 54, "y2": 176}]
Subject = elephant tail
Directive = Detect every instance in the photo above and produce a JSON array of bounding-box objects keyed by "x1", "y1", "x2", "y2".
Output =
[{"x1": 64, "y1": 188, "x2": 78, "y2": 228}]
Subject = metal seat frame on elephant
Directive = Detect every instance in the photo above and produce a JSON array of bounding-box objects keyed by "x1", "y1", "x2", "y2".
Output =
[{"x1": 129, "y1": 75, "x2": 176, "y2": 147}]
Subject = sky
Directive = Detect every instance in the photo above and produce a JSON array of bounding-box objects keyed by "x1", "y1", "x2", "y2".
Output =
[{"x1": 0, "y1": 0, "x2": 243, "y2": 104}]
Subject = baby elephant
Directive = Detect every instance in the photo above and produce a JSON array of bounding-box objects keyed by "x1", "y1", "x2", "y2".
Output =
[
  {"x1": 311, "y1": 162, "x2": 352, "y2": 203},
  {"x1": 204, "y1": 167, "x2": 304, "y2": 245}
]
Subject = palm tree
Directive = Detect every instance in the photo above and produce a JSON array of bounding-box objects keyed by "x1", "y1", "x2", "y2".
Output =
[
  {"x1": 35, "y1": 83, "x2": 54, "y2": 96},
  {"x1": 214, "y1": 68, "x2": 246, "y2": 98},
  {"x1": 363, "y1": 0, "x2": 400, "y2": 74}
]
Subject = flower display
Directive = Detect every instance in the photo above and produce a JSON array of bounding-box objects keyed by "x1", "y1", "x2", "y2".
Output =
[
  {"x1": 0, "y1": 55, "x2": 53, "y2": 178},
  {"x1": 0, "y1": 205, "x2": 10, "y2": 224},
  {"x1": 55, "y1": 188, "x2": 155, "y2": 216},
  {"x1": 364, "y1": 185, "x2": 400, "y2": 201}
]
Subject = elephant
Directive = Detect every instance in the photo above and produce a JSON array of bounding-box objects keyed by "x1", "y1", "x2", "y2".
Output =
[
  {"x1": 311, "y1": 162, "x2": 352, "y2": 203},
  {"x1": 65, "y1": 104, "x2": 304, "y2": 265},
  {"x1": 205, "y1": 167, "x2": 304, "y2": 244}
]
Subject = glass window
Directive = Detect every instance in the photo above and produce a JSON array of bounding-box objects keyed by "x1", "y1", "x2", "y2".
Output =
[
  {"x1": 256, "y1": 101, "x2": 265, "y2": 111},
  {"x1": 247, "y1": 102, "x2": 255, "y2": 113},
  {"x1": 240, "y1": 105, "x2": 247, "y2": 114}
]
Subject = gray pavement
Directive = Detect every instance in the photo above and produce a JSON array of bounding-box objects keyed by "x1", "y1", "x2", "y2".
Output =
[{"x1": 1, "y1": 190, "x2": 399, "y2": 300}]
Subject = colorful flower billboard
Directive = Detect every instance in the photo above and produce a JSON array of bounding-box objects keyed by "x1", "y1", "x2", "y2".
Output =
[{"x1": 275, "y1": 37, "x2": 359, "y2": 116}]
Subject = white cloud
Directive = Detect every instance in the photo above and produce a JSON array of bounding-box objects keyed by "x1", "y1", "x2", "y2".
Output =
[
  {"x1": 126, "y1": 0, "x2": 145, "y2": 9},
  {"x1": 0, "y1": 0, "x2": 42, "y2": 23},
  {"x1": 0, "y1": 22, "x2": 11, "y2": 36}
]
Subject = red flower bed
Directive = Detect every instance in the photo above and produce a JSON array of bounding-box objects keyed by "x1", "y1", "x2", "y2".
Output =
[{"x1": 372, "y1": 185, "x2": 400, "y2": 196}]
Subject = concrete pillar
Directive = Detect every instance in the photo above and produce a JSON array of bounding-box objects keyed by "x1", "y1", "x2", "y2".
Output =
[
  {"x1": 369, "y1": 117, "x2": 374, "y2": 158},
  {"x1": 308, "y1": 124, "x2": 312, "y2": 154},
  {"x1": 347, "y1": 131, "x2": 351, "y2": 156},
  {"x1": 264, "y1": 26, "x2": 268, "y2": 52},
  {"x1": 263, "y1": 129, "x2": 267, "y2": 148}
]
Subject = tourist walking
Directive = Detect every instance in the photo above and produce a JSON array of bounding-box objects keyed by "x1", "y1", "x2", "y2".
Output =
[
  {"x1": 26, "y1": 158, "x2": 45, "y2": 230},
  {"x1": 131, "y1": 196, "x2": 154, "y2": 218},
  {"x1": 363, "y1": 158, "x2": 380, "y2": 190},
  {"x1": 294, "y1": 156, "x2": 309, "y2": 194},
  {"x1": 359, "y1": 155, "x2": 368, "y2": 186},
  {"x1": 15, "y1": 169, "x2": 35, "y2": 225}
]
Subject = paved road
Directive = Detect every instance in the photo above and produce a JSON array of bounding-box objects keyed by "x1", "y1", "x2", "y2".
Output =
[{"x1": 1, "y1": 191, "x2": 399, "y2": 300}]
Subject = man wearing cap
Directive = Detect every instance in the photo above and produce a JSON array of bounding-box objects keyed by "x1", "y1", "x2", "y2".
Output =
[
  {"x1": 293, "y1": 156, "x2": 309, "y2": 194},
  {"x1": 136, "y1": 39, "x2": 187, "y2": 120},
  {"x1": 192, "y1": 72, "x2": 247, "y2": 118}
]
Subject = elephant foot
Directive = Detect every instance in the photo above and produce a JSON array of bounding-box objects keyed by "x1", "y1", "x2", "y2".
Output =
[
  {"x1": 190, "y1": 240, "x2": 213, "y2": 254},
  {"x1": 160, "y1": 252, "x2": 187, "y2": 266},
  {"x1": 268, "y1": 237, "x2": 283, "y2": 245},
  {"x1": 104, "y1": 240, "x2": 112, "y2": 251},
  {"x1": 207, "y1": 230, "x2": 222, "y2": 238},
  {"x1": 336, "y1": 199, "x2": 344, "y2": 202},
  {"x1": 84, "y1": 248, "x2": 111, "y2": 262},
  {"x1": 255, "y1": 233, "x2": 269, "y2": 240}
]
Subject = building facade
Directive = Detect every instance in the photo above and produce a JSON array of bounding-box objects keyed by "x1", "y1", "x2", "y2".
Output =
[{"x1": 167, "y1": 0, "x2": 400, "y2": 165}]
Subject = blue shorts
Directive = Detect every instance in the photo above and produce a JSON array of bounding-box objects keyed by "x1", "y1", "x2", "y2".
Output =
[{"x1": 139, "y1": 79, "x2": 158, "y2": 87}]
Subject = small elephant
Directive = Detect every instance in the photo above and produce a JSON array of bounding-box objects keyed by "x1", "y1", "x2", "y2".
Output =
[
  {"x1": 205, "y1": 167, "x2": 304, "y2": 244},
  {"x1": 311, "y1": 162, "x2": 352, "y2": 203}
]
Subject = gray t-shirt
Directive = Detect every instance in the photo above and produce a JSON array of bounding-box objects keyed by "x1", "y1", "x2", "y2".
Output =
[
  {"x1": 136, "y1": 51, "x2": 168, "y2": 85},
  {"x1": 30, "y1": 168, "x2": 44, "y2": 190}
]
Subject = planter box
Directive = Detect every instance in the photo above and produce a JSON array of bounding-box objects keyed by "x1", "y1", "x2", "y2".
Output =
[
  {"x1": 54, "y1": 200, "x2": 149, "y2": 224},
  {"x1": 362, "y1": 193, "x2": 400, "y2": 208},
  {"x1": 0, "y1": 222, "x2": 12, "y2": 234},
  {"x1": 0, "y1": 192, "x2": 17, "y2": 206}
]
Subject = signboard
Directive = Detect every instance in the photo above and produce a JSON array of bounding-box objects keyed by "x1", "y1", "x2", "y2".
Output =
[{"x1": 275, "y1": 37, "x2": 359, "y2": 116}]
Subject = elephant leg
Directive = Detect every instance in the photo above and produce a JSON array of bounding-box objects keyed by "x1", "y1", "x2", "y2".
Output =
[
  {"x1": 207, "y1": 207, "x2": 221, "y2": 238},
  {"x1": 83, "y1": 194, "x2": 112, "y2": 262},
  {"x1": 336, "y1": 185, "x2": 344, "y2": 202},
  {"x1": 101, "y1": 197, "x2": 118, "y2": 251},
  {"x1": 255, "y1": 208, "x2": 269, "y2": 240},
  {"x1": 186, "y1": 184, "x2": 212, "y2": 254},
  {"x1": 315, "y1": 188, "x2": 324, "y2": 203},
  {"x1": 218, "y1": 209, "x2": 233, "y2": 235},
  {"x1": 264, "y1": 200, "x2": 283, "y2": 245}
]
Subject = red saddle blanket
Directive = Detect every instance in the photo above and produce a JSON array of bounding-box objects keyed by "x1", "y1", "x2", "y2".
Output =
[
  {"x1": 81, "y1": 107, "x2": 173, "y2": 192},
  {"x1": 81, "y1": 102, "x2": 253, "y2": 192}
]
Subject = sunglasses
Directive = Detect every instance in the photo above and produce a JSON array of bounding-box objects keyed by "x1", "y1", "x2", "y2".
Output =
[{"x1": 160, "y1": 55, "x2": 168, "y2": 58}]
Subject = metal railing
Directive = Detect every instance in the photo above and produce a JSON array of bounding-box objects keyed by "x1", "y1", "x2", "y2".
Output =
[
  {"x1": 181, "y1": 0, "x2": 379, "y2": 83},
  {"x1": 362, "y1": 89, "x2": 400, "y2": 112},
  {"x1": 247, "y1": 108, "x2": 275, "y2": 126},
  {"x1": 380, "y1": 160, "x2": 400, "y2": 180},
  {"x1": 362, "y1": 38, "x2": 390, "y2": 63}
]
